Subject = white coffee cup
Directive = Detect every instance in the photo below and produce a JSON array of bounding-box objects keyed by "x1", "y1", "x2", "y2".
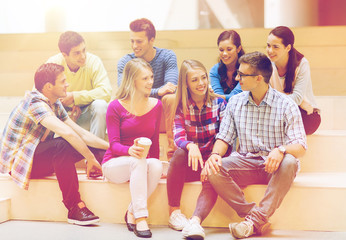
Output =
[{"x1": 137, "y1": 137, "x2": 152, "y2": 159}]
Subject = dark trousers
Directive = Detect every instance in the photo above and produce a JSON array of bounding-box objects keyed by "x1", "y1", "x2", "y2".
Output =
[
  {"x1": 167, "y1": 148, "x2": 217, "y2": 222},
  {"x1": 30, "y1": 137, "x2": 105, "y2": 210},
  {"x1": 299, "y1": 107, "x2": 321, "y2": 135}
]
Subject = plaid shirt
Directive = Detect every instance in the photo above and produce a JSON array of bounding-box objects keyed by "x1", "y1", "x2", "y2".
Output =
[
  {"x1": 173, "y1": 97, "x2": 227, "y2": 159},
  {"x1": 0, "y1": 91, "x2": 68, "y2": 189},
  {"x1": 217, "y1": 86, "x2": 307, "y2": 159}
]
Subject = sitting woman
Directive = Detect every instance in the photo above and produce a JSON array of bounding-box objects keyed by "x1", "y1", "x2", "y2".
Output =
[
  {"x1": 167, "y1": 60, "x2": 229, "y2": 239},
  {"x1": 267, "y1": 26, "x2": 321, "y2": 135},
  {"x1": 102, "y1": 58, "x2": 163, "y2": 238},
  {"x1": 210, "y1": 30, "x2": 245, "y2": 101}
]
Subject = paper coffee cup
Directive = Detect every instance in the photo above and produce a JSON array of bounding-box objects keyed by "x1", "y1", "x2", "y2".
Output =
[{"x1": 137, "y1": 137, "x2": 152, "y2": 159}]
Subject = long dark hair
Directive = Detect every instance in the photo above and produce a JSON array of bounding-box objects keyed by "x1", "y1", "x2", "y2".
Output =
[
  {"x1": 217, "y1": 30, "x2": 245, "y2": 90},
  {"x1": 270, "y1": 26, "x2": 304, "y2": 93}
]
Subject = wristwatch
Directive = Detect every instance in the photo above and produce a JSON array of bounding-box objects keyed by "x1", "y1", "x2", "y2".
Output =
[{"x1": 278, "y1": 145, "x2": 286, "y2": 154}]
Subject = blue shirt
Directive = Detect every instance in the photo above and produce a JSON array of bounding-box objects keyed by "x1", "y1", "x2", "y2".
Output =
[
  {"x1": 117, "y1": 47, "x2": 178, "y2": 98},
  {"x1": 209, "y1": 62, "x2": 242, "y2": 102}
]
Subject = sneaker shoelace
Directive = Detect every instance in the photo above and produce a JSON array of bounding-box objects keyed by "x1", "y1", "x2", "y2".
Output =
[
  {"x1": 239, "y1": 221, "x2": 254, "y2": 237},
  {"x1": 80, "y1": 207, "x2": 93, "y2": 217}
]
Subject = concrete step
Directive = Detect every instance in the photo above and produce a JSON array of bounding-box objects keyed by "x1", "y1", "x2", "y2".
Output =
[
  {"x1": 316, "y1": 96, "x2": 346, "y2": 130},
  {"x1": 0, "y1": 197, "x2": 10, "y2": 223},
  {"x1": 301, "y1": 130, "x2": 346, "y2": 172},
  {"x1": 1, "y1": 172, "x2": 345, "y2": 231}
]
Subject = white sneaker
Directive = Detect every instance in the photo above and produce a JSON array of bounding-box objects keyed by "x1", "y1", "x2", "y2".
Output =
[
  {"x1": 168, "y1": 210, "x2": 189, "y2": 231},
  {"x1": 229, "y1": 220, "x2": 254, "y2": 239},
  {"x1": 182, "y1": 218, "x2": 205, "y2": 240}
]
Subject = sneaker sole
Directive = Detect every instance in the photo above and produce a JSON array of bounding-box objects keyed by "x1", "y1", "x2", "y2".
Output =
[
  {"x1": 67, "y1": 218, "x2": 100, "y2": 226},
  {"x1": 168, "y1": 222, "x2": 184, "y2": 231},
  {"x1": 184, "y1": 234, "x2": 205, "y2": 240},
  {"x1": 257, "y1": 222, "x2": 271, "y2": 235}
]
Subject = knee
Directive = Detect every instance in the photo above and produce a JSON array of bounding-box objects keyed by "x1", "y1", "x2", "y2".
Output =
[
  {"x1": 279, "y1": 154, "x2": 298, "y2": 173},
  {"x1": 169, "y1": 148, "x2": 187, "y2": 168},
  {"x1": 208, "y1": 171, "x2": 221, "y2": 187},
  {"x1": 148, "y1": 158, "x2": 163, "y2": 175},
  {"x1": 90, "y1": 99, "x2": 108, "y2": 117}
]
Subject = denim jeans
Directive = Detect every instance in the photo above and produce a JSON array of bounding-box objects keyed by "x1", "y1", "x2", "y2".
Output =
[
  {"x1": 208, "y1": 153, "x2": 298, "y2": 230},
  {"x1": 167, "y1": 148, "x2": 218, "y2": 222},
  {"x1": 102, "y1": 156, "x2": 163, "y2": 219},
  {"x1": 75, "y1": 99, "x2": 108, "y2": 139},
  {"x1": 30, "y1": 137, "x2": 106, "y2": 210}
]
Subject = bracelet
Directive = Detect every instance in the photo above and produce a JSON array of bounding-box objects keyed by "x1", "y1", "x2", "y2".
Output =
[{"x1": 209, "y1": 152, "x2": 220, "y2": 157}]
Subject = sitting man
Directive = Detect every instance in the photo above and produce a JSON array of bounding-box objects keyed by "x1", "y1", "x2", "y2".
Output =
[
  {"x1": 117, "y1": 18, "x2": 178, "y2": 160},
  {"x1": 0, "y1": 63, "x2": 109, "y2": 225},
  {"x1": 47, "y1": 31, "x2": 112, "y2": 139},
  {"x1": 203, "y1": 52, "x2": 307, "y2": 239}
]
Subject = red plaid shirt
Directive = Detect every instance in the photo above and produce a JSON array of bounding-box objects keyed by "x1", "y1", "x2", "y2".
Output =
[{"x1": 173, "y1": 97, "x2": 227, "y2": 159}]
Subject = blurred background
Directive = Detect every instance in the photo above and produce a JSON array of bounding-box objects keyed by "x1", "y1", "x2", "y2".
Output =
[{"x1": 0, "y1": 0, "x2": 345, "y2": 34}]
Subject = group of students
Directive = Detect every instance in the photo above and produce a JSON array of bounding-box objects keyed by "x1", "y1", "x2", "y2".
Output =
[{"x1": 0, "y1": 18, "x2": 319, "y2": 239}]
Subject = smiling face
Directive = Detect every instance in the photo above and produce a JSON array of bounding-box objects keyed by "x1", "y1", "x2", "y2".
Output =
[
  {"x1": 186, "y1": 68, "x2": 209, "y2": 100},
  {"x1": 130, "y1": 31, "x2": 154, "y2": 60},
  {"x1": 62, "y1": 42, "x2": 87, "y2": 72},
  {"x1": 51, "y1": 72, "x2": 69, "y2": 99},
  {"x1": 218, "y1": 38, "x2": 241, "y2": 66},
  {"x1": 134, "y1": 67, "x2": 154, "y2": 97},
  {"x1": 266, "y1": 34, "x2": 291, "y2": 64}
]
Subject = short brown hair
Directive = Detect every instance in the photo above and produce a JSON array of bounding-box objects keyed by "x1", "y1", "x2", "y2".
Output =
[
  {"x1": 129, "y1": 18, "x2": 156, "y2": 40},
  {"x1": 35, "y1": 63, "x2": 64, "y2": 92},
  {"x1": 238, "y1": 52, "x2": 273, "y2": 84},
  {"x1": 58, "y1": 31, "x2": 84, "y2": 55}
]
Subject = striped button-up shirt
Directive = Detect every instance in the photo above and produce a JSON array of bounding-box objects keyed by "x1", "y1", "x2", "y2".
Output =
[
  {"x1": 173, "y1": 97, "x2": 227, "y2": 159},
  {"x1": 0, "y1": 91, "x2": 68, "y2": 189},
  {"x1": 217, "y1": 87, "x2": 307, "y2": 159}
]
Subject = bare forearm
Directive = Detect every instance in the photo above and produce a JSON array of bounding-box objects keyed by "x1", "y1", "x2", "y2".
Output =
[
  {"x1": 80, "y1": 131, "x2": 109, "y2": 150},
  {"x1": 212, "y1": 139, "x2": 229, "y2": 157},
  {"x1": 283, "y1": 143, "x2": 306, "y2": 158}
]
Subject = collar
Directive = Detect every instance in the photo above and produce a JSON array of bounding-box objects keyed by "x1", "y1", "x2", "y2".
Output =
[
  {"x1": 242, "y1": 86, "x2": 275, "y2": 107},
  {"x1": 29, "y1": 90, "x2": 60, "y2": 107},
  {"x1": 187, "y1": 97, "x2": 212, "y2": 110}
]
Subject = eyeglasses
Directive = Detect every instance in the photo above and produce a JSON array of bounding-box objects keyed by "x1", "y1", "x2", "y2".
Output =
[{"x1": 236, "y1": 70, "x2": 258, "y2": 80}]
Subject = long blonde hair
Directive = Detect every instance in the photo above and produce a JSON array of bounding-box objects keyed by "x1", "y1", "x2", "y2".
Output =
[
  {"x1": 115, "y1": 58, "x2": 153, "y2": 114},
  {"x1": 173, "y1": 59, "x2": 215, "y2": 118}
]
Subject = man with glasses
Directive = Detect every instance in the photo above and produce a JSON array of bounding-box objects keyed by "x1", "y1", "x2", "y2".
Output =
[{"x1": 202, "y1": 52, "x2": 307, "y2": 239}]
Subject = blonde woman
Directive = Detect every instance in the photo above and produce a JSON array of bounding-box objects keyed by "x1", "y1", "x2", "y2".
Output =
[
  {"x1": 167, "y1": 60, "x2": 229, "y2": 239},
  {"x1": 102, "y1": 58, "x2": 163, "y2": 238}
]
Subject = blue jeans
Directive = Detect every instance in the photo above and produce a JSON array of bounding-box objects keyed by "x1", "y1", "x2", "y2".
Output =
[
  {"x1": 167, "y1": 148, "x2": 218, "y2": 222},
  {"x1": 208, "y1": 153, "x2": 298, "y2": 230},
  {"x1": 75, "y1": 99, "x2": 108, "y2": 139}
]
